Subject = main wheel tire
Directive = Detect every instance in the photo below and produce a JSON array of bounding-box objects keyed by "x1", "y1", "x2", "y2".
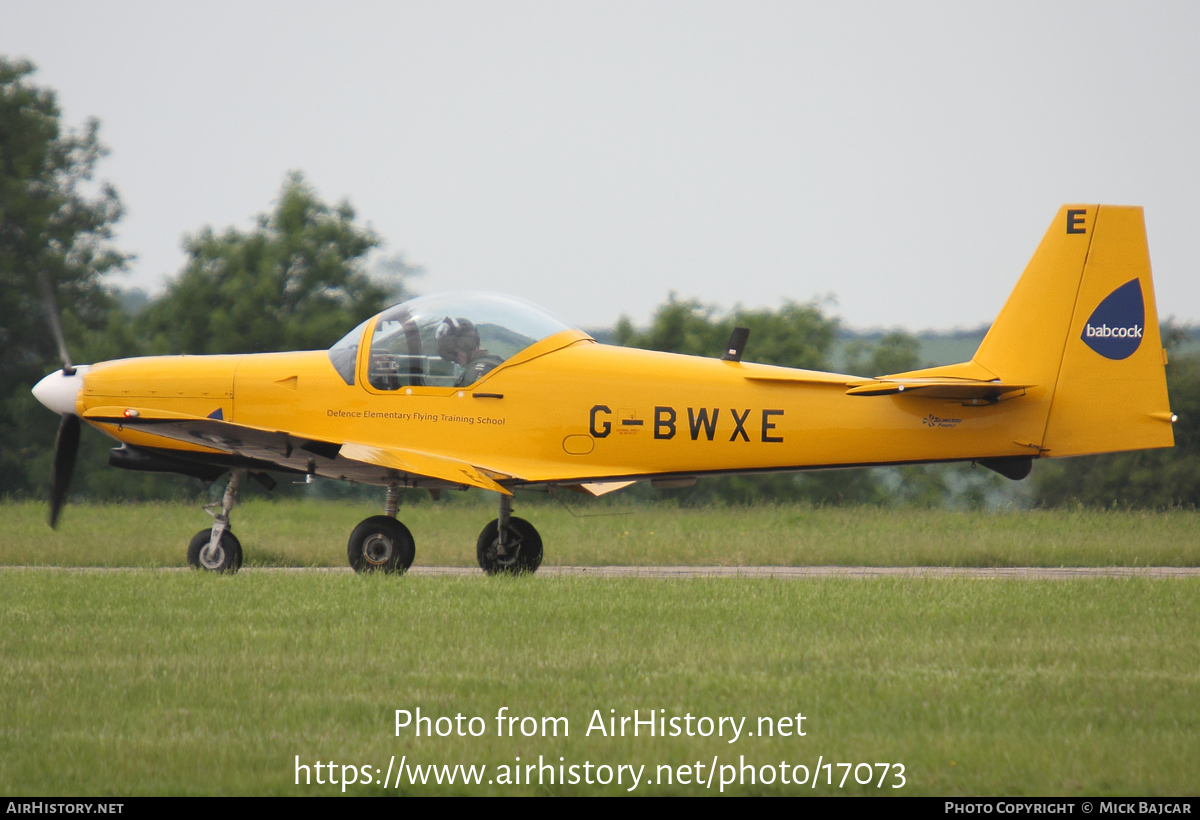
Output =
[
  {"x1": 347, "y1": 515, "x2": 415, "y2": 574},
  {"x1": 476, "y1": 516, "x2": 543, "y2": 575},
  {"x1": 187, "y1": 528, "x2": 243, "y2": 573}
]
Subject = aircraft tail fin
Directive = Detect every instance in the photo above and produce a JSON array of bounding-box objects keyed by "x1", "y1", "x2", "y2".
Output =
[
  {"x1": 890, "y1": 205, "x2": 1174, "y2": 457},
  {"x1": 1028, "y1": 205, "x2": 1174, "y2": 456}
]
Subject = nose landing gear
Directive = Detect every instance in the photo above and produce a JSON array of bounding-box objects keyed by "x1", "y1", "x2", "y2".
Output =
[
  {"x1": 188, "y1": 470, "x2": 244, "y2": 573},
  {"x1": 187, "y1": 527, "x2": 243, "y2": 573}
]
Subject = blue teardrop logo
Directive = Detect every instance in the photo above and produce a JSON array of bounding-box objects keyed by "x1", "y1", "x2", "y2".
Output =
[{"x1": 1081, "y1": 279, "x2": 1144, "y2": 360}]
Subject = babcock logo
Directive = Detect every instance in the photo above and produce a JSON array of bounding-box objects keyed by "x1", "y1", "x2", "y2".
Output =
[{"x1": 1081, "y1": 279, "x2": 1145, "y2": 360}]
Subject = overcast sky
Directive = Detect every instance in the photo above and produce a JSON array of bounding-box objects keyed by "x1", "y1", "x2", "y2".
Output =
[{"x1": 4, "y1": 1, "x2": 1198, "y2": 330}]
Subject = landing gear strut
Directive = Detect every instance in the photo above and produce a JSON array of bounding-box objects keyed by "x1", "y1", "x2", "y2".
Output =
[
  {"x1": 188, "y1": 470, "x2": 244, "y2": 573},
  {"x1": 347, "y1": 483, "x2": 415, "y2": 573},
  {"x1": 477, "y1": 493, "x2": 543, "y2": 575}
]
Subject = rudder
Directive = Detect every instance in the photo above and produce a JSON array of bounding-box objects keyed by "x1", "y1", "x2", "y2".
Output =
[{"x1": 1039, "y1": 205, "x2": 1174, "y2": 456}]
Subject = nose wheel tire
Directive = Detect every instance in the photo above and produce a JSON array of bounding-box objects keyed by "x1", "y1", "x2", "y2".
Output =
[
  {"x1": 476, "y1": 516, "x2": 543, "y2": 575},
  {"x1": 187, "y1": 528, "x2": 243, "y2": 573},
  {"x1": 348, "y1": 515, "x2": 416, "y2": 574}
]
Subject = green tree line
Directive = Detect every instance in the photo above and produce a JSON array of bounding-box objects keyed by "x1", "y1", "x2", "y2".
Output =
[
  {"x1": 3, "y1": 56, "x2": 1197, "y2": 509},
  {"x1": 0, "y1": 58, "x2": 407, "y2": 502}
]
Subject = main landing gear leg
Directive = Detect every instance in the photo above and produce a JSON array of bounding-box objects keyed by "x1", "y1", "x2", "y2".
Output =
[
  {"x1": 476, "y1": 493, "x2": 543, "y2": 575},
  {"x1": 347, "y1": 483, "x2": 415, "y2": 574},
  {"x1": 187, "y1": 470, "x2": 244, "y2": 573}
]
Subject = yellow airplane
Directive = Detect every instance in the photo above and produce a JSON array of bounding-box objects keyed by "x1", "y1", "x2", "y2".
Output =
[{"x1": 33, "y1": 205, "x2": 1175, "y2": 574}]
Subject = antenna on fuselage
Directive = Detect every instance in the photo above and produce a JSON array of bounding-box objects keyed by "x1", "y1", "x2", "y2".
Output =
[{"x1": 721, "y1": 327, "x2": 750, "y2": 362}]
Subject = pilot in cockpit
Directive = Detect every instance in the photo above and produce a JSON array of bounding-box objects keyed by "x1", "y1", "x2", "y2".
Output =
[{"x1": 435, "y1": 317, "x2": 504, "y2": 387}]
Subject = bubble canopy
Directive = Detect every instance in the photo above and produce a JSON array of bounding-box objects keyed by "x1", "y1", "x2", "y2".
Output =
[{"x1": 327, "y1": 292, "x2": 575, "y2": 388}]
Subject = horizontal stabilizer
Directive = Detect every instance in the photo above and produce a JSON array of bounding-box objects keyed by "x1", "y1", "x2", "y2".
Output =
[{"x1": 844, "y1": 378, "x2": 1032, "y2": 402}]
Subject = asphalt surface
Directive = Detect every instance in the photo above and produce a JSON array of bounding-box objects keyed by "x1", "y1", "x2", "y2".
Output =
[{"x1": 4, "y1": 565, "x2": 1200, "y2": 578}]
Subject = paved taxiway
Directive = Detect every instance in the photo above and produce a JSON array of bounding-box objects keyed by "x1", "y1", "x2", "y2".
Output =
[{"x1": 4, "y1": 566, "x2": 1199, "y2": 578}]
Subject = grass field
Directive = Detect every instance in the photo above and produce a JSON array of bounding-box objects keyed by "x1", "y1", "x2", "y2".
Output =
[
  {"x1": 2, "y1": 500, "x2": 1198, "y2": 796},
  {"x1": 3, "y1": 498, "x2": 1199, "y2": 568},
  {"x1": 0, "y1": 571, "x2": 1197, "y2": 795}
]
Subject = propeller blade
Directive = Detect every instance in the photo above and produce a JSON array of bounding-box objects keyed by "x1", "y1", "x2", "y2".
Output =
[
  {"x1": 36, "y1": 272, "x2": 75, "y2": 374},
  {"x1": 48, "y1": 413, "x2": 81, "y2": 529}
]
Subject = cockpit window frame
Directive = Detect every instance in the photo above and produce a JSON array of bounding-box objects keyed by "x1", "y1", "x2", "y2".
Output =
[
  {"x1": 327, "y1": 317, "x2": 370, "y2": 386},
  {"x1": 351, "y1": 292, "x2": 577, "y2": 396}
]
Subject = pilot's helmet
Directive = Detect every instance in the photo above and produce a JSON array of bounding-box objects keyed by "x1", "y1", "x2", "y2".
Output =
[{"x1": 435, "y1": 316, "x2": 479, "y2": 361}]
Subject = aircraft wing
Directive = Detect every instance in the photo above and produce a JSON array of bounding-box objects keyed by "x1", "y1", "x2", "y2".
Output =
[
  {"x1": 82, "y1": 406, "x2": 514, "y2": 493},
  {"x1": 336, "y1": 442, "x2": 511, "y2": 494}
]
